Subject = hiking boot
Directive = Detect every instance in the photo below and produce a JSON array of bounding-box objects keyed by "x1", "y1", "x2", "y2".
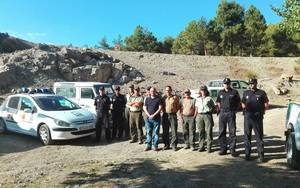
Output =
[
  {"x1": 138, "y1": 140, "x2": 143, "y2": 144},
  {"x1": 198, "y1": 147, "x2": 205, "y2": 152},
  {"x1": 184, "y1": 145, "x2": 190, "y2": 149},
  {"x1": 163, "y1": 145, "x2": 170, "y2": 150},
  {"x1": 207, "y1": 147, "x2": 212, "y2": 153},
  {"x1": 230, "y1": 150, "x2": 238, "y2": 157},
  {"x1": 144, "y1": 146, "x2": 151, "y2": 151},
  {"x1": 218, "y1": 150, "x2": 227, "y2": 155}
]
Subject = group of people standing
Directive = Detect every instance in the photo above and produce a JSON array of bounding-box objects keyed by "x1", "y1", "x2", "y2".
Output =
[{"x1": 94, "y1": 77, "x2": 269, "y2": 162}]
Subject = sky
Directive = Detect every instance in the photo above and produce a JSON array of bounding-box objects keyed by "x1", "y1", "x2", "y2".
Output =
[{"x1": 0, "y1": 0, "x2": 284, "y2": 47}]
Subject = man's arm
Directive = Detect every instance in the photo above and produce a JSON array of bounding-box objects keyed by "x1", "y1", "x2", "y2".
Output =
[{"x1": 150, "y1": 105, "x2": 162, "y2": 119}]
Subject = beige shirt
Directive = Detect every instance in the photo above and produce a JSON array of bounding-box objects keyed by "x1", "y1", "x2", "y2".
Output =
[
  {"x1": 181, "y1": 98, "x2": 196, "y2": 116},
  {"x1": 165, "y1": 95, "x2": 180, "y2": 113},
  {"x1": 195, "y1": 96, "x2": 215, "y2": 113},
  {"x1": 128, "y1": 95, "x2": 144, "y2": 112}
]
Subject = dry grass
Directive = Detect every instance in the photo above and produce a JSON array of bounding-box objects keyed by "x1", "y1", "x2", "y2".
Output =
[
  {"x1": 294, "y1": 59, "x2": 300, "y2": 75},
  {"x1": 268, "y1": 66, "x2": 284, "y2": 76}
]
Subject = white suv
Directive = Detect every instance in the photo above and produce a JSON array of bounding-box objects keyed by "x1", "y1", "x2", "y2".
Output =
[
  {"x1": 0, "y1": 93, "x2": 96, "y2": 145},
  {"x1": 53, "y1": 82, "x2": 114, "y2": 114}
]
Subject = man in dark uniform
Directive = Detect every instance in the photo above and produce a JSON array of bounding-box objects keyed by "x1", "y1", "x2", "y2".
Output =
[
  {"x1": 242, "y1": 78, "x2": 269, "y2": 162},
  {"x1": 216, "y1": 78, "x2": 241, "y2": 157},
  {"x1": 111, "y1": 86, "x2": 126, "y2": 140},
  {"x1": 94, "y1": 86, "x2": 111, "y2": 142}
]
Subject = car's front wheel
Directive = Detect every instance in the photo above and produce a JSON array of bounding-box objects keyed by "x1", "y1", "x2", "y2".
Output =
[
  {"x1": 286, "y1": 131, "x2": 300, "y2": 169},
  {"x1": 38, "y1": 124, "x2": 53, "y2": 145},
  {"x1": 0, "y1": 118, "x2": 6, "y2": 133}
]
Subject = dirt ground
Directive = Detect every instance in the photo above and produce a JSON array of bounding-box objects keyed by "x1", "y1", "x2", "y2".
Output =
[{"x1": 1, "y1": 107, "x2": 300, "y2": 187}]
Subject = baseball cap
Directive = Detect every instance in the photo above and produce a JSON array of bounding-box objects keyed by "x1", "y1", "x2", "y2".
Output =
[
  {"x1": 223, "y1": 78, "x2": 231, "y2": 84},
  {"x1": 248, "y1": 78, "x2": 257, "y2": 84}
]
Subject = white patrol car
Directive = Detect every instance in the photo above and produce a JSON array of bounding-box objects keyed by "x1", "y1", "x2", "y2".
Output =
[{"x1": 0, "y1": 93, "x2": 96, "y2": 145}]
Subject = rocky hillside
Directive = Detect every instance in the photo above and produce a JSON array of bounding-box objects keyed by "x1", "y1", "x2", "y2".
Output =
[
  {"x1": 104, "y1": 50, "x2": 300, "y2": 105},
  {"x1": 0, "y1": 44, "x2": 143, "y2": 94},
  {"x1": 0, "y1": 33, "x2": 34, "y2": 53}
]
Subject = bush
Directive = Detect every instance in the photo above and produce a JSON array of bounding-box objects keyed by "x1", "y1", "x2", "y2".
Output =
[{"x1": 245, "y1": 70, "x2": 258, "y2": 79}]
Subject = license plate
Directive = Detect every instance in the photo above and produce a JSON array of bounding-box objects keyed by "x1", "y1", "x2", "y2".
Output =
[{"x1": 79, "y1": 124, "x2": 93, "y2": 131}]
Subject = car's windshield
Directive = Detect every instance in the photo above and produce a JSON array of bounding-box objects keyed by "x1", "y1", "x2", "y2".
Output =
[{"x1": 33, "y1": 96, "x2": 80, "y2": 111}]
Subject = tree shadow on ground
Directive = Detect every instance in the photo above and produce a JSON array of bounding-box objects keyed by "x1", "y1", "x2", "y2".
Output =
[
  {"x1": 0, "y1": 132, "x2": 42, "y2": 156},
  {"x1": 62, "y1": 156, "x2": 300, "y2": 188}
]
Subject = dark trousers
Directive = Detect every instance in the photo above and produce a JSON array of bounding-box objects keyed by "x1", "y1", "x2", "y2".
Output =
[
  {"x1": 96, "y1": 114, "x2": 111, "y2": 142},
  {"x1": 162, "y1": 113, "x2": 178, "y2": 147},
  {"x1": 112, "y1": 111, "x2": 124, "y2": 139},
  {"x1": 124, "y1": 107, "x2": 130, "y2": 138},
  {"x1": 218, "y1": 111, "x2": 236, "y2": 152},
  {"x1": 244, "y1": 112, "x2": 264, "y2": 156},
  {"x1": 183, "y1": 116, "x2": 196, "y2": 147}
]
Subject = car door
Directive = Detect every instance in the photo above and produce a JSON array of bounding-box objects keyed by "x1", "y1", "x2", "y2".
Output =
[
  {"x1": 14, "y1": 97, "x2": 38, "y2": 136},
  {"x1": 4, "y1": 96, "x2": 20, "y2": 131},
  {"x1": 79, "y1": 87, "x2": 95, "y2": 113}
]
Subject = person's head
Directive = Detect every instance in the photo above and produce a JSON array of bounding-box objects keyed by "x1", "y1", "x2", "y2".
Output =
[
  {"x1": 134, "y1": 85, "x2": 140, "y2": 96},
  {"x1": 184, "y1": 88, "x2": 191, "y2": 98},
  {"x1": 223, "y1": 78, "x2": 231, "y2": 90},
  {"x1": 128, "y1": 84, "x2": 134, "y2": 94},
  {"x1": 165, "y1": 85, "x2": 172, "y2": 96},
  {"x1": 150, "y1": 87, "x2": 157, "y2": 97},
  {"x1": 99, "y1": 86, "x2": 105, "y2": 96},
  {"x1": 114, "y1": 85, "x2": 121, "y2": 95},
  {"x1": 199, "y1": 85, "x2": 209, "y2": 97},
  {"x1": 146, "y1": 86, "x2": 152, "y2": 96},
  {"x1": 248, "y1": 78, "x2": 258, "y2": 90}
]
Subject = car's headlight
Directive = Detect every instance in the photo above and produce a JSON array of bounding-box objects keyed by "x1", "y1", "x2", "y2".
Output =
[{"x1": 54, "y1": 119, "x2": 71, "y2": 127}]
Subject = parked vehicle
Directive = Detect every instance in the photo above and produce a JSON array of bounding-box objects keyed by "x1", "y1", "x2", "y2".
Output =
[
  {"x1": 191, "y1": 79, "x2": 249, "y2": 101},
  {"x1": 53, "y1": 82, "x2": 114, "y2": 114},
  {"x1": 209, "y1": 79, "x2": 249, "y2": 100},
  {"x1": 0, "y1": 93, "x2": 96, "y2": 145},
  {"x1": 285, "y1": 102, "x2": 300, "y2": 169}
]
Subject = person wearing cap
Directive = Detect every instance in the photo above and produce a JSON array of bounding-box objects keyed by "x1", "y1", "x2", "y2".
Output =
[
  {"x1": 124, "y1": 84, "x2": 134, "y2": 139},
  {"x1": 128, "y1": 85, "x2": 144, "y2": 144},
  {"x1": 94, "y1": 86, "x2": 112, "y2": 142},
  {"x1": 161, "y1": 85, "x2": 180, "y2": 151},
  {"x1": 111, "y1": 86, "x2": 126, "y2": 140},
  {"x1": 180, "y1": 88, "x2": 197, "y2": 151},
  {"x1": 143, "y1": 87, "x2": 163, "y2": 151},
  {"x1": 242, "y1": 78, "x2": 269, "y2": 162},
  {"x1": 195, "y1": 85, "x2": 215, "y2": 153},
  {"x1": 216, "y1": 78, "x2": 241, "y2": 157}
]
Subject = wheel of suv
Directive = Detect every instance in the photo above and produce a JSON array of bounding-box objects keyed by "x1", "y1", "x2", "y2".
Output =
[
  {"x1": 286, "y1": 131, "x2": 300, "y2": 169},
  {"x1": 0, "y1": 118, "x2": 6, "y2": 133},
  {"x1": 38, "y1": 124, "x2": 53, "y2": 145}
]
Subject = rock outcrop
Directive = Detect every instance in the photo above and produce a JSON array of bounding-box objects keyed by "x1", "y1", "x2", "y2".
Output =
[{"x1": 0, "y1": 44, "x2": 143, "y2": 93}]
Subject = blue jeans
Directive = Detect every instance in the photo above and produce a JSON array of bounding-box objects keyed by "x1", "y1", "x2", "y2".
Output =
[{"x1": 146, "y1": 118, "x2": 161, "y2": 148}]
